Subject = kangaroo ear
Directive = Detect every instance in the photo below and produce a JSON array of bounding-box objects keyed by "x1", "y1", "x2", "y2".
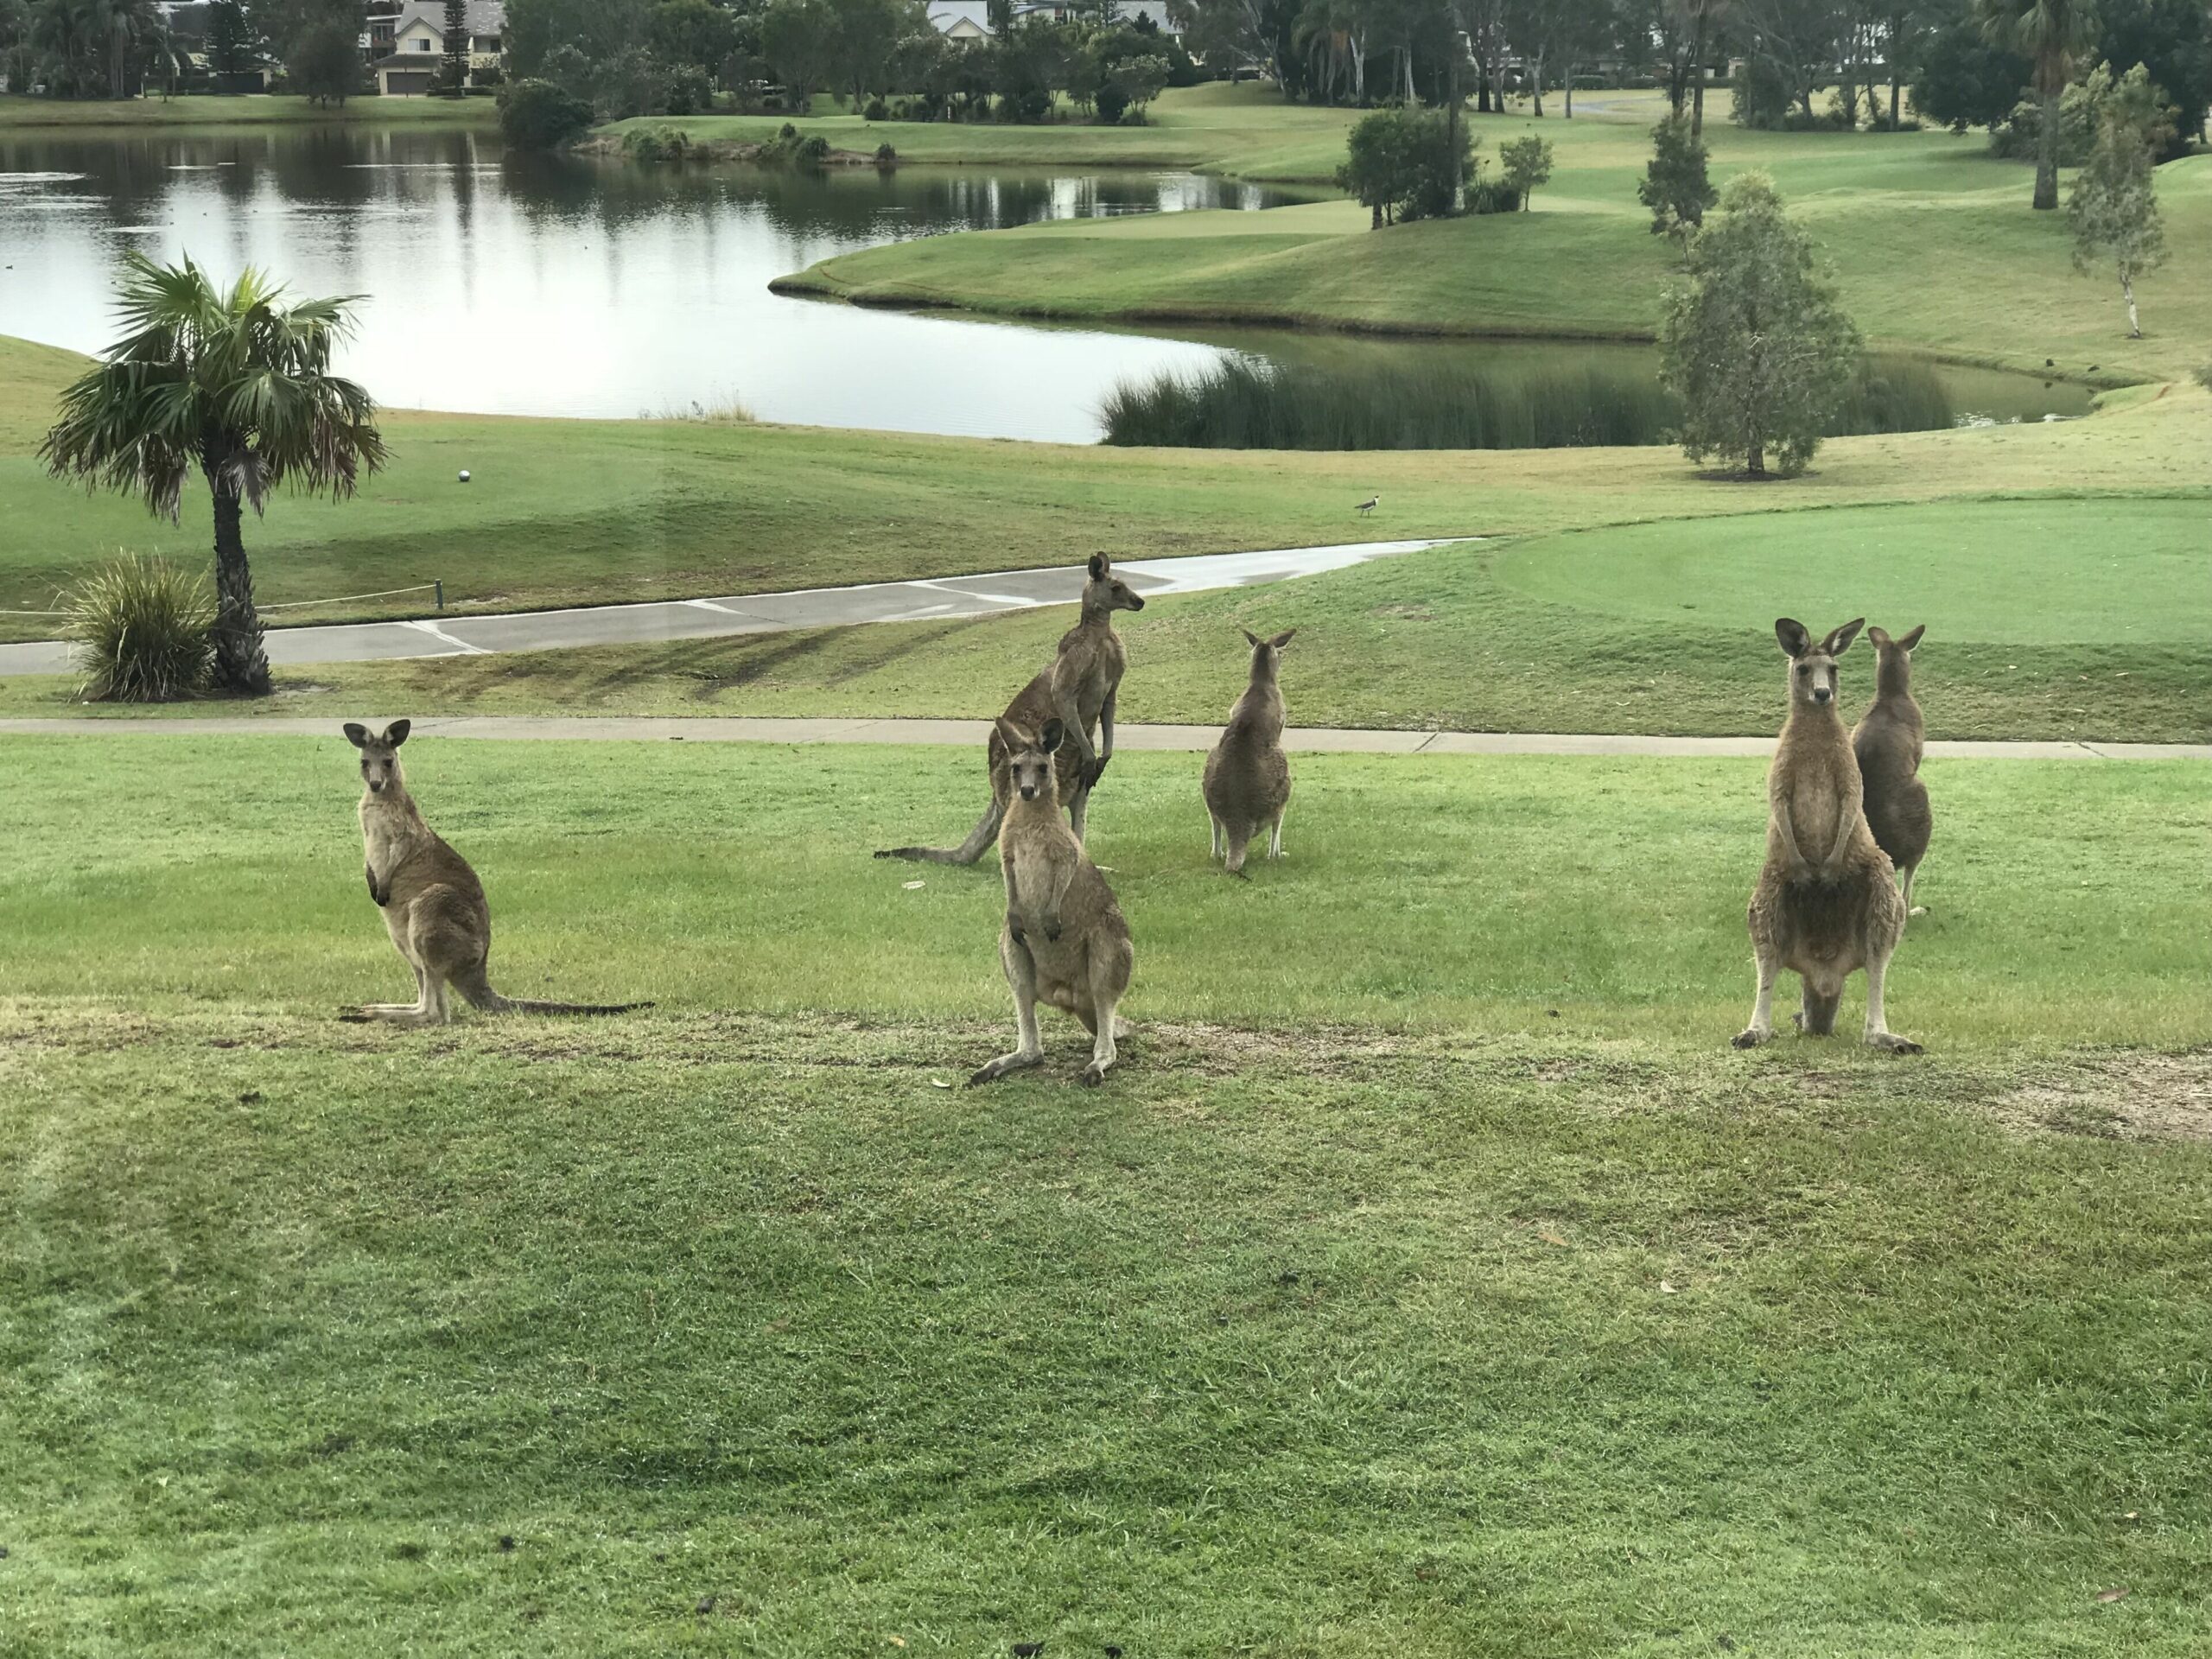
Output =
[
  {"x1": 996, "y1": 717, "x2": 1029, "y2": 753},
  {"x1": 384, "y1": 719, "x2": 411, "y2": 747},
  {"x1": 1898, "y1": 624, "x2": 1925, "y2": 652},
  {"x1": 1269, "y1": 628, "x2": 1297, "y2": 650},
  {"x1": 1039, "y1": 718, "x2": 1065, "y2": 753},
  {"x1": 1824, "y1": 619, "x2": 1866, "y2": 656},
  {"x1": 1241, "y1": 627, "x2": 1261, "y2": 648},
  {"x1": 1775, "y1": 618, "x2": 1810, "y2": 658},
  {"x1": 1866, "y1": 625, "x2": 1891, "y2": 649},
  {"x1": 1087, "y1": 555, "x2": 1107, "y2": 581},
  {"x1": 343, "y1": 722, "x2": 370, "y2": 748}
]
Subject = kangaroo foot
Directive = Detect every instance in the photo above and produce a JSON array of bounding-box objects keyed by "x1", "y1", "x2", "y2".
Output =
[
  {"x1": 1732, "y1": 1025, "x2": 1775, "y2": 1049},
  {"x1": 1866, "y1": 1031, "x2": 1923, "y2": 1055},
  {"x1": 1909, "y1": 906, "x2": 1928, "y2": 917},
  {"x1": 967, "y1": 1050, "x2": 1044, "y2": 1087}
]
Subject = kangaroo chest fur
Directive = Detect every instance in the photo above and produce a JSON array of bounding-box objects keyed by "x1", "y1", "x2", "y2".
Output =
[{"x1": 360, "y1": 794, "x2": 432, "y2": 892}]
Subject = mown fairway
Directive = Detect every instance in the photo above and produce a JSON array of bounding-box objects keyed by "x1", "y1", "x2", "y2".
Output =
[
  {"x1": 17, "y1": 487, "x2": 2200, "y2": 742},
  {"x1": 3, "y1": 734, "x2": 2209, "y2": 1656},
  {"x1": 779, "y1": 88, "x2": 2212, "y2": 385},
  {"x1": 0, "y1": 92, "x2": 497, "y2": 130}
]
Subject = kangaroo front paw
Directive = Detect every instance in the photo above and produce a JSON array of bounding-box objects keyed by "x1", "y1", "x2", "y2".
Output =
[
  {"x1": 1732, "y1": 1026, "x2": 1774, "y2": 1049},
  {"x1": 968, "y1": 1052, "x2": 1042, "y2": 1087},
  {"x1": 1077, "y1": 1062, "x2": 1110, "y2": 1087},
  {"x1": 1867, "y1": 1032, "x2": 1923, "y2": 1055}
]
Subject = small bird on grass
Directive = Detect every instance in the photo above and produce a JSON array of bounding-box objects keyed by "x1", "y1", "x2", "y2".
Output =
[{"x1": 1356, "y1": 493, "x2": 1379, "y2": 518}]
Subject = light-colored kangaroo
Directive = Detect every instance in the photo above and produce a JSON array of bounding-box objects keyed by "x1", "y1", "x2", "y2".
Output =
[
  {"x1": 340, "y1": 721, "x2": 650, "y2": 1027},
  {"x1": 1203, "y1": 627, "x2": 1296, "y2": 875},
  {"x1": 1852, "y1": 624, "x2": 1932, "y2": 917},
  {"x1": 968, "y1": 717, "x2": 1135, "y2": 1089},
  {"x1": 878, "y1": 555, "x2": 1145, "y2": 864},
  {"x1": 1734, "y1": 620, "x2": 1921, "y2": 1054}
]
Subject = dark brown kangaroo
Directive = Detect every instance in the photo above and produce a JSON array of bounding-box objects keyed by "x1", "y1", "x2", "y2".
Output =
[
  {"x1": 1203, "y1": 627, "x2": 1295, "y2": 875},
  {"x1": 1733, "y1": 620, "x2": 1920, "y2": 1054},
  {"x1": 1852, "y1": 624, "x2": 1931, "y2": 917},
  {"x1": 877, "y1": 555, "x2": 1145, "y2": 864},
  {"x1": 340, "y1": 721, "x2": 650, "y2": 1027}
]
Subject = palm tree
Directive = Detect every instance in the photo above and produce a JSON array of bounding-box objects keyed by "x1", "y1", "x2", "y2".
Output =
[
  {"x1": 41, "y1": 253, "x2": 386, "y2": 695},
  {"x1": 1976, "y1": 0, "x2": 2099, "y2": 209}
]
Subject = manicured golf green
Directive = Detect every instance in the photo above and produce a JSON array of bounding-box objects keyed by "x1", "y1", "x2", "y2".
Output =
[
  {"x1": 3, "y1": 734, "x2": 2209, "y2": 1655},
  {"x1": 1495, "y1": 499, "x2": 2212, "y2": 645},
  {"x1": 780, "y1": 89, "x2": 2212, "y2": 385},
  {"x1": 14, "y1": 489, "x2": 2198, "y2": 741}
]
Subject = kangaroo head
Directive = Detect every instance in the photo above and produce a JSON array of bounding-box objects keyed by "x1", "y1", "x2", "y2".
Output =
[
  {"x1": 1774, "y1": 618, "x2": 1863, "y2": 712},
  {"x1": 343, "y1": 719, "x2": 411, "y2": 796},
  {"x1": 1240, "y1": 626, "x2": 1297, "y2": 677},
  {"x1": 1085, "y1": 554, "x2": 1146, "y2": 615},
  {"x1": 1866, "y1": 624, "x2": 1925, "y2": 692},
  {"x1": 1000, "y1": 716, "x2": 1065, "y2": 804}
]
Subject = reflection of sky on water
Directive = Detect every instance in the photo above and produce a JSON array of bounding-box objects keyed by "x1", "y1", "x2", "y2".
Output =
[{"x1": 0, "y1": 130, "x2": 1301, "y2": 440}]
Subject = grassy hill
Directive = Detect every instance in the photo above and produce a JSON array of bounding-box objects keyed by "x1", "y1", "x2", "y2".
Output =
[{"x1": 778, "y1": 90, "x2": 2212, "y2": 385}]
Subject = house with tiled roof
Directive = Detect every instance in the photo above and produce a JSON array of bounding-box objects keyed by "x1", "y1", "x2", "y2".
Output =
[{"x1": 372, "y1": 0, "x2": 505, "y2": 95}]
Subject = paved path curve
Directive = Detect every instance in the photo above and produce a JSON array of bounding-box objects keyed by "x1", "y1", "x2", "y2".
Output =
[
  {"x1": 2, "y1": 715, "x2": 2202, "y2": 760},
  {"x1": 0, "y1": 539, "x2": 1464, "y2": 677}
]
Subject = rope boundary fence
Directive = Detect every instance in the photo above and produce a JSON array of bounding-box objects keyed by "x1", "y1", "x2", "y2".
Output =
[{"x1": 3, "y1": 579, "x2": 443, "y2": 619}]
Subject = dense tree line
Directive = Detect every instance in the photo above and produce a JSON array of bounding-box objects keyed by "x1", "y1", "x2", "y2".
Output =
[
  {"x1": 0, "y1": 0, "x2": 372, "y2": 100},
  {"x1": 502, "y1": 0, "x2": 1197, "y2": 124},
  {"x1": 1166, "y1": 0, "x2": 2209, "y2": 163}
]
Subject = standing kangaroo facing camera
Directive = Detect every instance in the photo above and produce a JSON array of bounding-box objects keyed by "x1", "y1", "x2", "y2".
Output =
[
  {"x1": 341, "y1": 721, "x2": 650, "y2": 1027},
  {"x1": 1735, "y1": 620, "x2": 1920, "y2": 1054},
  {"x1": 1852, "y1": 624, "x2": 1932, "y2": 917},
  {"x1": 878, "y1": 554, "x2": 1145, "y2": 864},
  {"x1": 969, "y1": 717, "x2": 1135, "y2": 1089},
  {"x1": 1204, "y1": 627, "x2": 1296, "y2": 875}
]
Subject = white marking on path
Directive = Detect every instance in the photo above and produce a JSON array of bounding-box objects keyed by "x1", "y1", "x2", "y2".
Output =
[{"x1": 400, "y1": 619, "x2": 492, "y2": 656}]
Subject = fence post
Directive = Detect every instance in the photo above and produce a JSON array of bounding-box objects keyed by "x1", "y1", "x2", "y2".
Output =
[{"x1": 435, "y1": 580, "x2": 444, "y2": 611}]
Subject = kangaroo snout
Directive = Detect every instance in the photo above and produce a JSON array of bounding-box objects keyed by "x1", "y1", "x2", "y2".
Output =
[{"x1": 1812, "y1": 685, "x2": 1833, "y2": 704}]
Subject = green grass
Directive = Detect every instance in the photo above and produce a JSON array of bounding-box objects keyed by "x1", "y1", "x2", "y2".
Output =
[
  {"x1": 5, "y1": 327, "x2": 2206, "y2": 683},
  {"x1": 4, "y1": 734, "x2": 2210, "y2": 1654},
  {"x1": 15, "y1": 492, "x2": 2200, "y2": 742},
  {"x1": 779, "y1": 90, "x2": 2212, "y2": 385},
  {"x1": 607, "y1": 79, "x2": 1376, "y2": 181},
  {"x1": 0, "y1": 92, "x2": 499, "y2": 129}
]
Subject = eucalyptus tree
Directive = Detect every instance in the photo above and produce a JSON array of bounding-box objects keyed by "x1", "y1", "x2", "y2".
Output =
[{"x1": 41, "y1": 255, "x2": 387, "y2": 695}]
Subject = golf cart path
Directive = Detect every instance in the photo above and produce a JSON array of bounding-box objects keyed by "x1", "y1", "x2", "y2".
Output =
[
  {"x1": 0, "y1": 715, "x2": 2201, "y2": 760},
  {"x1": 0, "y1": 539, "x2": 1461, "y2": 677}
]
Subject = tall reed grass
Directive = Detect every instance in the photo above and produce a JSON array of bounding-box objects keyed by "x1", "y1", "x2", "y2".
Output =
[
  {"x1": 1100, "y1": 353, "x2": 1955, "y2": 450},
  {"x1": 65, "y1": 553, "x2": 214, "y2": 702}
]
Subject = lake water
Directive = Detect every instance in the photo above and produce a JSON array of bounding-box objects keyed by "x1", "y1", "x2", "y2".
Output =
[{"x1": 0, "y1": 124, "x2": 2092, "y2": 441}]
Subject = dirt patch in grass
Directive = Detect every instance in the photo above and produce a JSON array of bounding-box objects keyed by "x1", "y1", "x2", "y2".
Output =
[{"x1": 1993, "y1": 1047, "x2": 2212, "y2": 1142}]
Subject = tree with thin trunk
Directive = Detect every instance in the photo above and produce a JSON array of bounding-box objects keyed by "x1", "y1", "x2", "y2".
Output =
[
  {"x1": 2068, "y1": 71, "x2": 2166, "y2": 337},
  {"x1": 41, "y1": 253, "x2": 386, "y2": 696},
  {"x1": 1660, "y1": 171, "x2": 1861, "y2": 478},
  {"x1": 1975, "y1": 0, "x2": 2099, "y2": 208}
]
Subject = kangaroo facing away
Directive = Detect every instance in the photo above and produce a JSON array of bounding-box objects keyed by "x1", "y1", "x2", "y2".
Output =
[
  {"x1": 969, "y1": 717, "x2": 1135, "y2": 1088},
  {"x1": 1204, "y1": 627, "x2": 1296, "y2": 875},
  {"x1": 878, "y1": 555, "x2": 1146, "y2": 864},
  {"x1": 340, "y1": 721, "x2": 650, "y2": 1027},
  {"x1": 1852, "y1": 624, "x2": 1931, "y2": 916},
  {"x1": 1735, "y1": 620, "x2": 1920, "y2": 1053}
]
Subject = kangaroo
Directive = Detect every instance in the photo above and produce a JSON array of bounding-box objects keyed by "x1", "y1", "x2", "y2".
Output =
[
  {"x1": 1203, "y1": 627, "x2": 1296, "y2": 875},
  {"x1": 1734, "y1": 620, "x2": 1920, "y2": 1054},
  {"x1": 878, "y1": 555, "x2": 1145, "y2": 865},
  {"x1": 968, "y1": 717, "x2": 1135, "y2": 1089},
  {"x1": 1852, "y1": 624, "x2": 1932, "y2": 917},
  {"x1": 340, "y1": 721, "x2": 650, "y2": 1027}
]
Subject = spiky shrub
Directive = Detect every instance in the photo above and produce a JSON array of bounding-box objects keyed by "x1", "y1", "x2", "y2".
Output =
[{"x1": 66, "y1": 554, "x2": 215, "y2": 703}]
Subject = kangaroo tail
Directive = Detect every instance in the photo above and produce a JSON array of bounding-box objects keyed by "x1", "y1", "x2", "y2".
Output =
[
  {"x1": 874, "y1": 798, "x2": 1002, "y2": 866},
  {"x1": 456, "y1": 967, "x2": 651, "y2": 1016}
]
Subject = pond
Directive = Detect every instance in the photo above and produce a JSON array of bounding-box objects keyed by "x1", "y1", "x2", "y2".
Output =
[{"x1": 0, "y1": 124, "x2": 2093, "y2": 443}]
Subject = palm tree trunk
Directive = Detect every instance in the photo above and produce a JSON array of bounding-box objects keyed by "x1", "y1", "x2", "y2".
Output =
[
  {"x1": 1689, "y1": 17, "x2": 1706, "y2": 139},
  {"x1": 210, "y1": 486, "x2": 270, "y2": 693},
  {"x1": 2033, "y1": 82, "x2": 2060, "y2": 208},
  {"x1": 2121, "y1": 267, "x2": 2139, "y2": 337}
]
